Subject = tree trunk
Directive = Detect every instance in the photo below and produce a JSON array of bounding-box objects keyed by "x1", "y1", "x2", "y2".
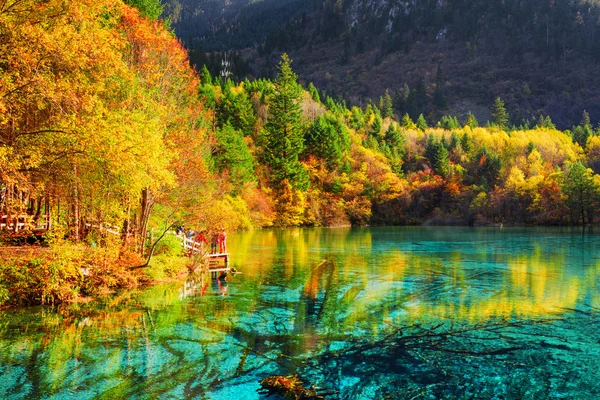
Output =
[
  {"x1": 72, "y1": 165, "x2": 80, "y2": 241},
  {"x1": 33, "y1": 196, "x2": 42, "y2": 225},
  {"x1": 122, "y1": 202, "x2": 131, "y2": 246},
  {"x1": 45, "y1": 194, "x2": 51, "y2": 230},
  {"x1": 138, "y1": 187, "x2": 154, "y2": 255}
]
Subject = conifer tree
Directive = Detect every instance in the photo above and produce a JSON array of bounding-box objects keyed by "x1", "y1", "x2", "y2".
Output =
[
  {"x1": 464, "y1": 112, "x2": 479, "y2": 128},
  {"x1": 581, "y1": 110, "x2": 591, "y2": 128},
  {"x1": 424, "y1": 135, "x2": 450, "y2": 177},
  {"x1": 424, "y1": 135, "x2": 439, "y2": 163},
  {"x1": 379, "y1": 89, "x2": 394, "y2": 118},
  {"x1": 213, "y1": 125, "x2": 256, "y2": 188},
  {"x1": 491, "y1": 97, "x2": 509, "y2": 128},
  {"x1": 370, "y1": 115, "x2": 382, "y2": 137},
  {"x1": 449, "y1": 132, "x2": 460, "y2": 150},
  {"x1": 572, "y1": 125, "x2": 592, "y2": 148},
  {"x1": 308, "y1": 82, "x2": 321, "y2": 103},
  {"x1": 461, "y1": 133, "x2": 473, "y2": 154},
  {"x1": 305, "y1": 114, "x2": 350, "y2": 169},
  {"x1": 217, "y1": 86, "x2": 256, "y2": 136},
  {"x1": 434, "y1": 143, "x2": 450, "y2": 177},
  {"x1": 401, "y1": 113, "x2": 416, "y2": 129},
  {"x1": 384, "y1": 123, "x2": 406, "y2": 149},
  {"x1": 562, "y1": 162, "x2": 599, "y2": 224},
  {"x1": 200, "y1": 65, "x2": 213, "y2": 85},
  {"x1": 536, "y1": 115, "x2": 555, "y2": 130},
  {"x1": 263, "y1": 54, "x2": 309, "y2": 191},
  {"x1": 438, "y1": 115, "x2": 460, "y2": 130},
  {"x1": 416, "y1": 114, "x2": 428, "y2": 131}
]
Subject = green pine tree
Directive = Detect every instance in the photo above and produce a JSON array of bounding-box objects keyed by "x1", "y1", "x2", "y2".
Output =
[
  {"x1": 263, "y1": 54, "x2": 309, "y2": 191},
  {"x1": 379, "y1": 89, "x2": 394, "y2": 118},
  {"x1": 217, "y1": 86, "x2": 256, "y2": 136},
  {"x1": 384, "y1": 123, "x2": 406, "y2": 151},
  {"x1": 308, "y1": 82, "x2": 321, "y2": 103},
  {"x1": 581, "y1": 110, "x2": 591, "y2": 128},
  {"x1": 433, "y1": 143, "x2": 450, "y2": 177},
  {"x1": 213, "y1": 125, "x2": 256, "y2": 188},
  {"x1": 416, "y1": 114, "x2": 428, "y2": 131},
  {"x1": 200, "y1": 65, "x2": 213, "y2": 85},
  {"x1": 572, "y1": 125, "x2": 592, "y2": 148},
  {"x1": 461, "y1": 133, "x2": 473, "y2": 154},
  {"x1": 305, "y1": 114, "x2": 350, "y2": 169},
  {"x1": 464, "y1": 112, "x2": 479, "y2": 128},
  {"x1": 401, "y1": 113, "x2": 416, "y2": 129},
  {"x1": 562, "y1": 162, "x2": 599, "y2": 224},
  {"x1": 370, "y1": 115, "x2": 382, "y2": 137},
  {"x1": 491, "y1": 97, "x2": 509, "y2": 128}
]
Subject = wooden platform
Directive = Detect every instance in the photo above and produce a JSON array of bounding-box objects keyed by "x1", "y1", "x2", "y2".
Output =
[
  {"x1": 207, "y1": 253, "x2": 230, "y2": 278},
  {"x1": 207, "y1": 253, "x2": 229, "y2": 268},
  {"x1": 181, "y1": 236, "x2": 230, "y2": 278}
]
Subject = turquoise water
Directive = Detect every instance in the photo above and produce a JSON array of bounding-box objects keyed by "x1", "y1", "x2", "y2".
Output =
[{"x1": 2, "y1": 227, "x2": 600, "y2": 399}]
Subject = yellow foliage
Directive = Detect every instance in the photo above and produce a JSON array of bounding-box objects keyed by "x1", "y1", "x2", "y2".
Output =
[
  {"x1": 587, "y1": 136, "x2": 600, "y2": 168},
  {"x1": 505, "y1": 166, "x2": 526, "y2": 191}
]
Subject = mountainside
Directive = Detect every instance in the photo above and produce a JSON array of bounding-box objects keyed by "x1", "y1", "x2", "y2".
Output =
[
  {"x1": 164, "y1": 0, "x2": 319, "y2": 50},
  {"x1": 164, "y1": 0, "x2": 600, "y2": 129}
]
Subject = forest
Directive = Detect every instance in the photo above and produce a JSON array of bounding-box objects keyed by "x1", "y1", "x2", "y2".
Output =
[
  {"x1": 2, "y1": 0, "x2": 600, "y2": 305},
  {"x1": 163, "y1": 0, "x2": 600, "y2": 129}
]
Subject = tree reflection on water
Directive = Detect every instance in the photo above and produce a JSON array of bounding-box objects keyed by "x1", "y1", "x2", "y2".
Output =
[{"x1": 1, "y1": 227, "x2": 600, "y2": 399}]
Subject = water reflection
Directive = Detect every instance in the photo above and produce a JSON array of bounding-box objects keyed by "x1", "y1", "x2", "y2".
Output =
[{"x1": 1, "y1": 227, "x2": 600, "y2": 399}]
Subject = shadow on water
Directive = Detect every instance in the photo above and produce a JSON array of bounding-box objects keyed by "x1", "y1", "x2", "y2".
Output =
[{"x1": 2, "y1": 227, "x2": 600, "y2": 399}]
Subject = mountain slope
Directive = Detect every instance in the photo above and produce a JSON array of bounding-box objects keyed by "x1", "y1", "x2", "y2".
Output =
[{"x1": 163, "y1": 0, "x2": 600, "y2": 128}]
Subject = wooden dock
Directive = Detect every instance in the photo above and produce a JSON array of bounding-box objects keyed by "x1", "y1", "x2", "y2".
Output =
[
  {"x1": 206, "y1": 253, "x2": 230, "y2": 278},
  {"x1": 182, "y1": 236, "x2": 230, "y2": 278}
]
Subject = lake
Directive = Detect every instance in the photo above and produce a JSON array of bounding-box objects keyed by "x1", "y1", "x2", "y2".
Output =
[{"x1": 1, "y1": 227, "x2": 600, "y2": 399}]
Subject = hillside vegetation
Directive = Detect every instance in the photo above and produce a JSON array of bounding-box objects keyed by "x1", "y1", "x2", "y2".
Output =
[{"x1": 163, "y1": 0, "x2": 600, "y2": 129}]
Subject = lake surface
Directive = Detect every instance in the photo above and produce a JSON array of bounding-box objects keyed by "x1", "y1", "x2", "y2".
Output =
[{"x1": 2, "y1": 227, "x2": 600, "y2": 399}]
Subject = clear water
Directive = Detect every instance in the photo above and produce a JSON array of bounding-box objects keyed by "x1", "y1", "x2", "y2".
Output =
[{"x1": 2, "y1": 227, "x2": 600, "y2": 399}]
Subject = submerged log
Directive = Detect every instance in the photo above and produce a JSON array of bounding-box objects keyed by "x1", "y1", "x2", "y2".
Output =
[{"x1": 258, "y1": 374, "x2": 324, "y2": 400}]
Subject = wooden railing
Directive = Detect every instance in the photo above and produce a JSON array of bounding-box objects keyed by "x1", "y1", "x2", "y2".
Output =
[
  {"x1": 183, "y1": 236, "x2": 206, "y2": 254},
  {"x1": 1, "y1": 214, "x2": 49, "y2": 232}
]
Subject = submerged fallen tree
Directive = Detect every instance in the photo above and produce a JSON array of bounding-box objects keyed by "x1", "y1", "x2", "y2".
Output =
[
  {"x1": 258, "y1": 374, "x2": 325, "y2": 400},
  {"x1": 247, "y1": 316, "x2": 567, "y2": 399}
]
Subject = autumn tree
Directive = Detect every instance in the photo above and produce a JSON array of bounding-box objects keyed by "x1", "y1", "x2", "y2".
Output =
[{"x1": 124, "y1": 0, "x2": 164, "y2": 20}]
